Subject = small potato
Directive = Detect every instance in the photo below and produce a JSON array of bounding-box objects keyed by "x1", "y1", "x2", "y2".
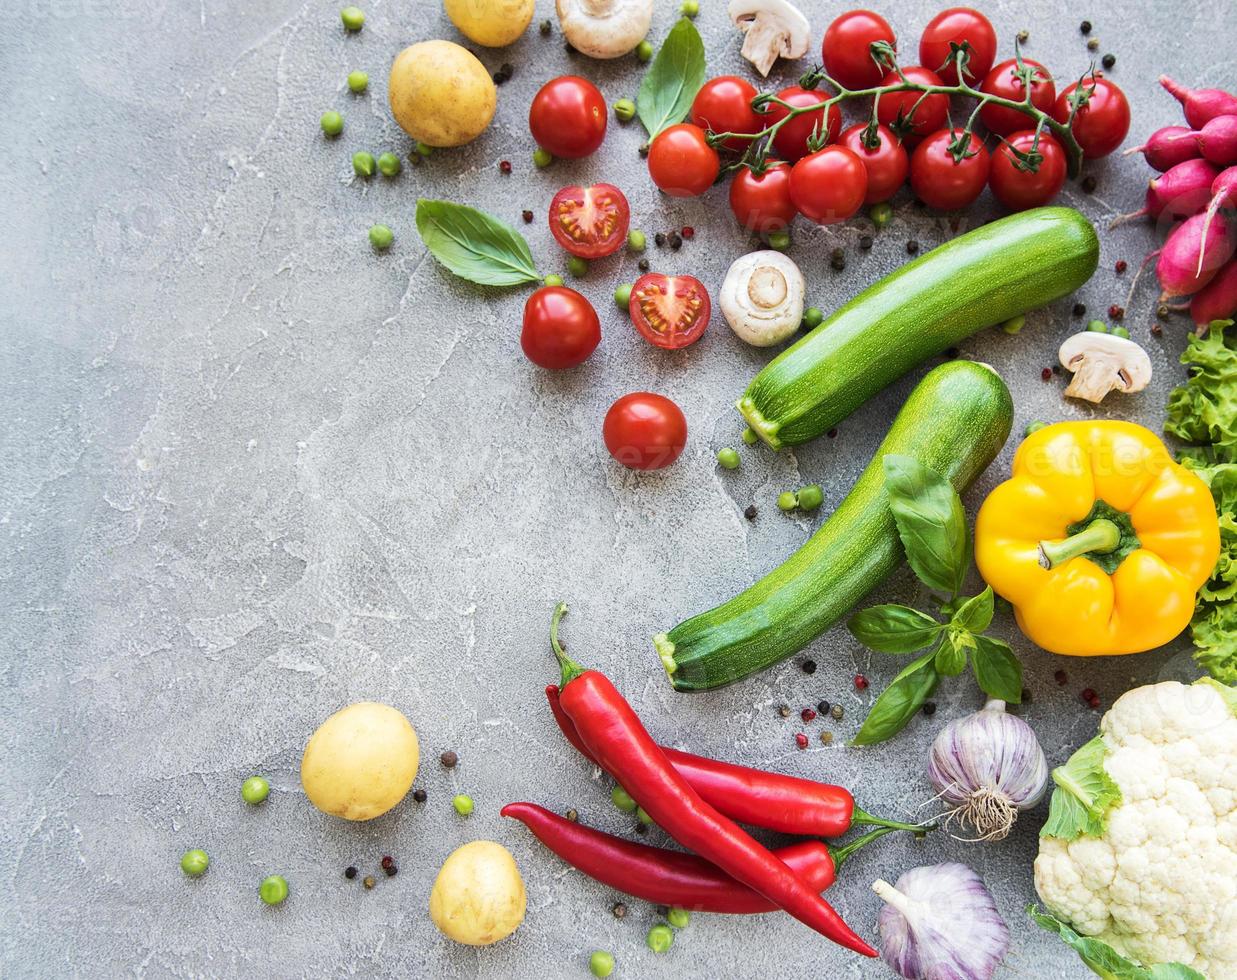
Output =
[
  {"x1": 300, "y1": 702, "x2": 418, "y2": 821},
  {"x1": 388, "y1": 40, "x2": 496, "y2": 148},
  {"x1": 429, "y1": 841, "x2": 526, "y2": 946},
  {"x1": 444, "y1": 0, "x2": 534, "y2": 47}
]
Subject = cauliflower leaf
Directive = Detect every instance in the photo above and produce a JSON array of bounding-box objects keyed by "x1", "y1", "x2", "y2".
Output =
[
  {"x1": 1040, "y1": 736, "x2": 1122, "y2": 841},
  {"x1": 1030, "y1": 906, "x2": 1207, "y2": 980}
]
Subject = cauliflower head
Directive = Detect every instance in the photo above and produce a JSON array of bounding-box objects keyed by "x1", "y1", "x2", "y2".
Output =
[{"x1": 1035, "y1": 679, "x2": 1237, "y2": 978}]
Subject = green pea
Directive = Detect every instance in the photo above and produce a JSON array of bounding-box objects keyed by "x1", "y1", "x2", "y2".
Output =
[
  {"x1": 369, "y1": 224, "x2": 394, "y2": 250},
  {"x1": 614, "y1": 98, "x2": 636, "y2": 122},
  {"x1": 544, "y1": 274, "x2": 564, "y2": 287},
  {"x1": 377, "y1": 152, "x2": 401, "y2": 177},
  {"x1": 717, "y1": 447, "x2": 740, "y2": 470},
  {"x1": 614, "y1": 283, "x2": 632, "y2": 308},
  {"x1": 741, "y1": 427, "x2": 758, "y2": 446},
  {"x1": 1111, "y1": 325, "x2": 1130, "y2": 339},
  {"x1": 241, "y1": 776, "x2": 270, "y2": 805},
  {"x1": 870, "y1": 201, "x2": 893, "y2": 229},
  {"x1": 180, "y1": 849, "x2": 209, "y2": 876},
  {"x1": 259, "y1": 874, "x2": 288, "y2": 905},
  {"x1": 568, "y1": 256, "x2": 588, "y2": 278},
  {"x1": 767, "y1": 230, "x2": 791, "y2": 251},
  {"x1": 340, "y1": 6, "x2": 364, "y2": 30},
  {"x1": 352, "y1": 151, "x2": 375, "y2": 177},
  {"x1": 777, "y1": 491, "x2": 798, "y2": 512},
  {"x1": 646, "y1": 924, "x2": 674, "y2": 953},
  {"x1": 452, "y1": 794, "x2": 474, "y2": 816},
  {"x1": 347, "y1": 70, "x2": 368, "y2": 93},
  {"x1": 414, "y1": 142, "x2": 433, "y2": 158},
  {"x1": 797, "y1": 484, "x2": 823, "y2": 511},
  {"x1": 635, "y1": 806, "x2": 653, "y2": 826},
  {"x1": 999, "y1": 314, "x2": 1025, "y2": 335},
  {"x1": 533, "y1": 147, "x2": 553, "y2": 168},
  {"x1": 1087, "y1": 320, "x2": 1109, "y2": 333},
  {"x1": 320, "y1": 111, "x2": 344, "y2": 137},
  {"x1": 589, "y1": 950, "x2": 615, "y2": 978},
  {"x1": 627, "y1": 230, "x2": 646, "y2": 252},
  {"x1": 667, "y1": 907, "x2": 690, "y2": 929},
  {"x1": 802, "y1": 307, "x2": 824, "y2": 330},
  {"x1": 635, "y1": 40, "x2": 654, "y2": 62},
  {"x1": 1024, "y1": 420, "x2": 1047, "y2": 437},
  {"x1": 611, "y1": 785, "x2": 637, "y2": 813},
  {"x1": 680, "y1": 0, "x2": 698, "y2": 16}
]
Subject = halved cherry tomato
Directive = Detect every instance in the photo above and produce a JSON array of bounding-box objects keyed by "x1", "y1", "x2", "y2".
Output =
[
  {"x1": 789, "y1": 146, "x2": 868, "y2": 224},
  {"x1": 603, "y1": 392, "x2": 688, "y2": 471},
  {"x1": 729, "y1": 161, "x2": 796, "y2": 232},
  {"x1": 822, "y1": 10, "x2": 896, "y2": 89},
  {"x1": 1051, "y1": 76, "x2": 1130, "y2": 159},
  {"x1": 876, "y1": 66, "x2": 949, "y2": 138},
  {"x1": 988, "y1": 131, "x2": 1067, "y2": 211},
  {"x1": 529, "y1": 76, "x2": 607, "y2": 159},
  {"x1": 838, "y1": 123, "x2": 908, "y2": 204},
  {"x1": 909, "y1": 129, "x2": 990, "y2": 210},
  {"x1": 767, "y1": 86, "x2": 841, "y2": 163},
  {"x1": 521, "y1": 286, "x2": 601, "y2": 370},
  {"x1": 647, "y1": 124, "x2": 720, "y2": 198},
  {"x1": 918, "y1": 7, "x2": 996, "y2": 85},
  {"x1": 691, "y1": 76, "x2": 762, "y2": 151},
  {"x1": 548, "y1": 184, "x2": 630, "y2": 259},
  {"x1": 978, "y1": 58, "x2": 1056, "y2": 136},
  {"x1": 628, "y1": 273, "x2": 711, "y2": 349}
]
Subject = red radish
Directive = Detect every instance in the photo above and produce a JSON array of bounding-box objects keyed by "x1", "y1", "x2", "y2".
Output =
[
  {"x1": 1156, "y1": 211, "x2": 1234, "y2": 298},
  {"x1": 1123, "y1": 125, "x2": 1200, "y2": 171},
  {"x1": 1197, "y1": 166, "x2": 1237, "y2": 272},
  {"x1": 1189, "y1": 116, "x2": 1237, "y2": 166},
  {"x1": 1110, "y1": 158, "x2": 1219, "y2": 227},
  {"x1": 1160, "y1": 76, "x2": 1237, "y2": 128},
  {"x1": 1188, "y1": 259, "x2": 1237, "y2": 330}
]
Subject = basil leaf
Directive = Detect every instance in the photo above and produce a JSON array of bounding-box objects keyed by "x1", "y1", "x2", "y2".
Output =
[
  {"x1": 934, "y1": 633, "x2": 968, "y2": 676},
  {"x1": 1028, "y1": 905, "x2": 1206, "y2": 980},
  {"x1": 415, "y1": 199, "x2": 540, "y2": 287},
  {"x1": 883, "y1": 454, "x2": 969, "y2": 596},
  {"x1": 848, "y1": 604, "x2": 943, "y2": 653},
  {"x1": 971, "y1": 634, "x2": 1023, "y2": 702},
  {"x1": 852, "y1": 648, "x2": 940, "y2": 745},
  {"x1": 637, "y1": 19, "x2": 706, "y2": 138},
  {"x1": 951, "y1": 586, "x2": 994, "y2": 633}
]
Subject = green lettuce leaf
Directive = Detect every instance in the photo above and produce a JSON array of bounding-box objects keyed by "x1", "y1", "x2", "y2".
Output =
[
  {"x1": 1040, "y1": 735, "x2": 1121, "y2": 840},
  {"x1": 1029, "y1": 906, "x2": 1207, "y2": 980}
]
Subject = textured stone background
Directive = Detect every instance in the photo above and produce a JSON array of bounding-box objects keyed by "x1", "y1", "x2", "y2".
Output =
[{"x1": 3, "y1": 0, "x2": 1234, "y2": 977}]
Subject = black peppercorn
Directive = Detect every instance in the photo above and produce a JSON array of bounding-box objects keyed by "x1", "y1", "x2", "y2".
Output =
[
  {"x1": 859, "y1": 234, "x2": 873, "y2": 250},
  {"x1": 669, "y1": 231, "x2": 683, "y2": 250},
  {"x1": 654, "y1": 232, "x2": 666, "y2": 247},
  {"x1": 830, "y1": 255, "x2": 845, "y2": 271},
  {"x1": 922, "y1": 701, "x2": 937, "y2": 716},
  {"x1": 345, "y1": 866, "x2": 358, "y2": 880},
  {"x1": 635, "y1": 823, "x2": 648, "y2": 836},
  {"x1": 802, "y1": 659, "x2": 817, "y2": 675},
  {"x1": 1080, "y1": 20, "x2": 1092, "y2": 34},
  {"x1": 1072, "y1": 302, "x2": 1086, "y2": 317},
  {"x1": 413, "y1": 788, "x2": 427, "y2": 803},
  {"x1": 440, "y1": 750, "x2": 458, "y2": 768},
  {"x1": 638, "y1": 259, "x2": 650, "y2": 272},
  {"x1": 744, "y1": 504, "x2": 757, "y2": 520},
  {"x1": 906, "y1": 240, "x2": 919, "y2": 254},
  {"x1": 1101, "y1": 53, "x2": 1115, "y2": 70},
  {"x1": 540, "y1": 18, "x2": 552, "y2": 35},
  {"x1": 817, "y1": 700, "x2": 830, "y2": 715},
  {"x1": 384, "y1": 865, "x2": 398, "y2": 877},
  {"x1": 1081, "y1": 175, "x2": 1097, "y2": 193}
]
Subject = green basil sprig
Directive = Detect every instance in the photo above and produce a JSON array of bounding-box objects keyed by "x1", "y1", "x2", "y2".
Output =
[
  {"x1": 637, "y1": 18, "x2": 706, "y2": 139},
  {"x1": 415, "y1": 199, "x2": 540, "y2": 287},
  {"x1": 849, "y1": 455, "x2": 1023, "y2": 745}
]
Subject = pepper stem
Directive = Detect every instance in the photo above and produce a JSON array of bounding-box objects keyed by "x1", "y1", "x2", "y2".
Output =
[
  {"x1": 1037, "y1": 518, "x2": 1122, "y2": 569},
  {"x1": 828, "y1": 825, "x2": 898, "y2": 873},
  {"x1": 851, "y1": 805, "x2": 938, "y2": 836},
  {"x1": 550, "y1": 602, "x2": 585, "y2": 688}
]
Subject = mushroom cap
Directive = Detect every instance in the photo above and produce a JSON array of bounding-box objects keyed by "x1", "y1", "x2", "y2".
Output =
[
  {"x1": 557, "y1": 0, "x2": 653, "y2": 59},
  {"x1": 720, "y1": 250, "x2": 805, "y2": 347},
  {"x1": 1058, "y1": 331, "x2": 1153, "y2": 402},
  {"x1": 728, "y1": 0, "x2": 810, "y2": 76}
]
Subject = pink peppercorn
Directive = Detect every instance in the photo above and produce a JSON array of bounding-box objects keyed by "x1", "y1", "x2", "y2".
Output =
[
  {"x1": 681, "y1": 226, "x2": 695, "y2": 239},
  {"x1": 854, "y1": 674, "x2": 868, "y2": 690},
  {"x1": 1041, "y1": 367, "x2": 1053, "y2": 381},
  {"x1": 794, "y1": 733, "x2": 809, "y2": 749},
  {"x1": 1054, "y1": 669, "x2": 1067, "y2": 685},
  {"x1": 499, "y1": 160, "x2": 512, "y2": 174},
  {"x1": 1115, "y1": 260, "x2": 1127, "y2": 273},
  {"x1": 801, "y1": 707, "x2": 817, "y2": 722}
]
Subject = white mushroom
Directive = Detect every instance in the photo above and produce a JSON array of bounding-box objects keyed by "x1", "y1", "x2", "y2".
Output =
[
  {"x1": 720, "y1": 250, "x2": 806, "y2": 347},
  {"x1": 1058, "y1": 331, "x2": 1152, "y2": 403},
  {"x1": 728, "y1": 0, "x2": 810, "y2": 77},
  {"x1": 556, "y1": 0, "x2": 653, "y2": 59}
]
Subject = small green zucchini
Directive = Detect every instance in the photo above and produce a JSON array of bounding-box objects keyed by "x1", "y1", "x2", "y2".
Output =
[
  {"x1": 655, "y1": 361, "x2": 1013, "y2": 692},
  {"x1": 739, "y1": 207, "x2": 1097, "y2": 449}
]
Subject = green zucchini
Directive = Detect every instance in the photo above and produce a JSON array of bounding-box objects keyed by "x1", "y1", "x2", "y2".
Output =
[
  {"x1": 655, "y1": 361, "x2": 1013, "y2": 692},
  {"x1": 739, "y1": 207, "x2": 1097, "y2": 449}
]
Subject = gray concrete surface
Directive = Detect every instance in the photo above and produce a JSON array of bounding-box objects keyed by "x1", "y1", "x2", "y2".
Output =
[{"x1": 3, "y1": 0, "x2": 1234, "y2": 977}]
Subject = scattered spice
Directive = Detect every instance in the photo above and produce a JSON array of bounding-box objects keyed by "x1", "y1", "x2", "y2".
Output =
[
  {"x1": 1017, "y1": 28, "x2": 1029, "y2": 42},
  {"x1": 681, "y1": 226, "x2": 695, "y2": 239},
  {"x1": 539, "y1": 18, "x2": 552, "y2": 35},
  {"x1": 827, "y1": 428, "x2": 838, "y2": 438},
  {"x1": 638, "y1": 259, "x2": 650, "y2": 272},
  {"x1": 413, "y1": 788, "x2": 427, "y2": 803},
  {"x1": 1073, "y1": 302, "x2": 1087, "y2": 316},
  {"x1": 795, "y1": 733, "x2": 809, "y2": 749},
  {"x1": 565, "y1": 808, "x2": 579, "y2": 822},
  {"x1": 817, "y1": 700, "x2": 831, "y2": 715},
  {"x1": 654, "y1": 232, "x2": 666, "y2": 247},
  {"x1": 801, "y1": 659, "x2": 817, "y2": 675},
  {"x1": 906, "y1": 240, "x2": 919, "y2": 254},
  {"x1": 1041, "y1": 367, "x2": 1053, "y2": 381},
  {"x1": 638, "y1": 142, "x2": 650, "y2": 158},
  {"x1": 830, "y1": 704, "x2": 844, "y2": 720},
  {"x1": 801, "y1": 707, "x2": 818, "y2": 722},
  {"x1": 345, "y1": 866, "x2": 358, "y2": 880},
  {"x1": 1052, "y1": 364, "x2": 1061, "y2": 375},
  {"x1": 1054, "y1": 668, "x2": 1068, "y2": 686},
  {"x1": 384, "y1": 864, "x2": 398, "y2": 877},
  {"x1": 830, "y1": 251, "x2": 846, "y2": 272},
  {"x1": 1151, "y1": 323, "x2": 1163, "y2": 337},
  {"x1": 1021, "y1": 687, "x2": 1033, "y2": 703},
  {"x1": 922, "y1": 701, "x2": 937, "y2": 716},
  {"x1": 492, "y1": 63, "x2": 514, "y2": 84},
  {"x1": 778, "y1": 703, "x2": 791, "y2": 718},
  {"x1": 522, "y1": 209, "x2": 534, "y2": 224},
  {"x1": 499, "y1": 160, "x2": 512, "y2": 175},
  {"x1": 1081, "y1": 687, "x2": 1096, "y2": 702},
  {"x1": 744, "y1": 504, "x2": 758, "y2": 520},
  {"x1": 381, "y1": 855, "x2": 394, "y2": 870},
  {"x1": 1101, "y1": 53, "x2": 1115, "y2": 70},
  {"x1": 1115, "y1": 260, "x2": 1127, "y2": 273},
  {"x1": 1079, "y1": 20, "x2": 1092, "y2": 34},
  {"x1": 1081, "y1": 174, "x2": 1097, "y2": 193},
  {"x1": 1157, "y1": 303, "x2": 1170, "y2": 318},
  {"x1": 1108, "y1": 305, "x2": 1124, "y2": 320},
  {"x1": 635, "y1": 822, "x2": 649, "y2": 836},
  {"x1": 820, "y1": 731, "x2": 834, "y2": 746},
  {"x1": 612, "y1": 902, "x2": 628, "y2": 919},
  {"x1": 440, "y1": 750, "x2": 458, "y2": 768},
  {"x1": 363, "y1": 876, "x2": 376, "y2": 890},
  {"x1": 855, "y1": 674, "x2": 870, "y2": 690},
  {"x1": 859, "y1": 234, "x2": 873, "y2": 250},
  {"x1": 1086, "y1": 37, "x2": 1100, "y2": 52},
  {"x1": 668, "y1": 231, "x2": 683, "y2": 251}
]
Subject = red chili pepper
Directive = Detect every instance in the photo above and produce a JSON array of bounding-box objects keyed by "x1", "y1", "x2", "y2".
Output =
[
  {"x1": 547, "y1": 686, "x2": 925, "y2": 838},
  {"x1": 547, "y1": 604, "x2": 877, "y2": 957},
  {"x1": 502, "y1": 802, "x2": 896, "y2": 913}
]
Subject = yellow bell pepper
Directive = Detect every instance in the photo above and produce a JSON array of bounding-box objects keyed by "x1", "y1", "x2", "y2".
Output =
[{"x1": 975, "y1": 421, "x2": 1220, "y2": 656}]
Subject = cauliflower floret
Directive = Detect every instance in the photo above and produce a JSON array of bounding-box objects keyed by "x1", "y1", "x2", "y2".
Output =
[{"x1": 1035, "y1": 680, "x2": 1237, "y2": 978}]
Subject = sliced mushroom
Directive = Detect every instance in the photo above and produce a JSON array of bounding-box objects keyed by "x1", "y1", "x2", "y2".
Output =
[
  {"x1": 556, "y1": 0, "x2": 653, "y2": 59},
  {"x1": 728, "y1": 0, "x2": 810, "y2": 77},
  {"x1": 720, "y1": 250, "x2": 805, "y2": 347},
  {"x1": 1058, "y1": 332, "x2": 1152, "y2": 403}
]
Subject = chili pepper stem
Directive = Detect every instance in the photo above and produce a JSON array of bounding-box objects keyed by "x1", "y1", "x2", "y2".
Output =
[
  {"x1": 1037, "y1": 519, "x2": 1121, "y2": 569},
  {"x1": 828, "y1": 825, "x2": 899, "y2": 872},
  {"x1": 550, "y1": 602, "x2": 586, "y2": 687},
  {"x1": 852, "y1": 805, "x2": 938, "y2": 836}
]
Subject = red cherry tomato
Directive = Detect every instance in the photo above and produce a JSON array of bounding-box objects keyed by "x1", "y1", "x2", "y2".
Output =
[
  {"x1": 822, "y1": 10, "x2": 896, "y2": 89},
  {"x1": 1052, "y1": 76, "x2": 1130, "y2": 159},
  {"x1": 691, "y1": 76, "x2": 762, "y2": 151},
  {"x1": 603, "y1": 392, "x2": 688, "y2": 471},
  {"x1": 529, "y1": 76, "x2": 607, "y2": 159},
  {"x1": 628, "y1": 273, "x2": 711, "y2": 349},
  {"x1": 789, "y1": 146, "x2": 868, "y2": 224},
  {"x1": 548, "y1": 184, "x2": 630, "y2": 259},
  {"x1": 909, "y1": 129, "x2": 990, "y2": 209},
  {"x1": 647, "y1": 124, "x2": 720, "y2": 197},
  {"x1": 728, "y1": 161, "x2": 797, "y2": 232},
  {"x1": 918, "y1": 7, "x2": 996, "y2": 85},
  {"x1": 521, "y1": 286, "x2": 601, "y2": 370},
  {"x1": 876, "y1": 67, "x2": 949, "y2": 138},
  {"x1": 767, "y1": 86, "x2": 841, "y2": 163},
  {"x1": 978, "y1": 59, "x2": 1056, "y2": 136},
  {"x1": 988, "y1": 131, "x2": 1068, "y2": 211},
  {"x1": 838, "y1": 123, "x2": 908, "y2": 204}
]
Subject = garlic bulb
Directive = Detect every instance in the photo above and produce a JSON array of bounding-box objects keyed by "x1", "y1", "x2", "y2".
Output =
[
  {"x1": 926, "y1": 699, "x2": 1048, "y2": 841},
  {"x1": 875, "y1": 863, "x2": 1010, "y2": 980}
]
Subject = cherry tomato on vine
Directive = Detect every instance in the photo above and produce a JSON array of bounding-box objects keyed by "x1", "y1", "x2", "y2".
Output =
[
  {"x1": 988, "y1": 130, "x2": 1068, "y2": 211},
  {"x1": 977, "y1": 58, "x2": 1056, "y2": 137},
  {"x1": 789, "y1": 146, "x2": 868, "y2": 224},
  {"x1": 691, "y1": 76, "x2": 762, "y2": 151},
  {"x1": 603, "y1": 392, "x2": 688, "y2": 471},
  {"x1": 729, "y1": 161, "x2": 797, "y2": 232},
  {"x1": 838, "y1": 123, "x2": 908, "y2": 204},
  {"x1": 647, "y1": 124, "x2": 720, "y2": 197},
  {"x1": 529, "y1": 76, "x2": 607, "y2": 159},
  {"x1": 767, "y1": 86, "x2": 841, "y2": 163},
  {"x1": 628, "y1": 273, "x2": 711, "y2": 349},
  {"x1": 918, "y1": 7, "x2": 996, "y2": 85},
  {"x1": 822, "y1": 10, "x2": 896, "y2": 89},
  {"x1": 876, "y1": 66, "x2": 949, "y2": 138},
  {"x1": 548, "y1": 184, "x2": 630, "y2": 259},
  {"x1": 909, "y1": 129, "x2": 990, "y2": 209},
  {"x1": 521, "y1": 286, "x2": 601, "y2": 370},
  {"x1": 1051, "y1": 76, "x2": 1130, "y2": 159}
]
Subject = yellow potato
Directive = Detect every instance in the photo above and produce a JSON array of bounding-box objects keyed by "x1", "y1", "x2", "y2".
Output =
[
  {"x1": 388, "y1": 40, "x2": 496, "y2": 148},
  {"x1": 429, "y1": 841, "x2": 526, "y2": 946},
  {"x1": 300, "y1": 702, "x2": 418, "y2": 821},
  {"x1": 444, "y1": 0, "x2": 534, "y2": 47}
]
